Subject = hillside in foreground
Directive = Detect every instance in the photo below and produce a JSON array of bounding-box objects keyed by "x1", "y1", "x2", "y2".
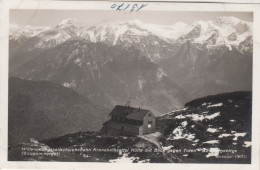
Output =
[
  {"x1": 8, "y1": 77, "x2": 109, "y2": 145},
  {"x1": 157, "y1": 91, "x2": 251, "y2": 163},
  {"x1": 9, "y1": 91, "x2": 251, "y2": 163}
]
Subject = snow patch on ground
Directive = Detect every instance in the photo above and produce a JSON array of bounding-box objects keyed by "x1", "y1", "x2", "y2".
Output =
[
  {"x1": 218, "y1": 132, "x2": 247, "y2": 141},
  {"x1": 181, "y1": 121, "x2": 188, "y2": 127},
  {"x1": 203, "y1": 140, "x2": 219, "y2": 144},
  {"x1": 194, "y1": 139, "x2": 199, "y2": 143},
  {"x1": 207, "y1": 128, "x2": 219, "y2": 133},
  {"x1": 168, "y1": 126, "x2": 195, "y2": 141},
  {"x1": 218, "y1": 133, "x2": 232, "y2": 138},
  {"x1": 243, "y1": 141, "x2": 251, "y2": 147},
  {"x1": 109, "y1": 154, "x2": 137, "y2": 163},
  {"x1": 185, "y1": 112, "x2": 220, "y2": 121},
  {"x1": 206, "y1": 148, "x2": 220, "y2": 158},
  {"x1": 162, "y1": 145, "x2": 173, "y2": 151},
  {"x1": 186, "y1": 114, "x2": 204, "y2": 121},
  {"x1": 207, "y1": 103, "x2": 223, "y2": 108},
  {"x1": 233, "y1": 133, "x2": 247, "y2": 141},
  {"x1": 171, "y1": 107, "x2": 189, "y2": 113},
  {"x1": 205, "y1": 112, "x2": 220, "y2": 120},
  {"x1": 175, "y1": 114, "x2": 186, "y2": 119}
]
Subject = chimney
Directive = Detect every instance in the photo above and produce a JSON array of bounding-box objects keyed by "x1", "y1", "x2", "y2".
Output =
[{"x1": 125, "y1": 100, "x2": 131, "y2": 107}]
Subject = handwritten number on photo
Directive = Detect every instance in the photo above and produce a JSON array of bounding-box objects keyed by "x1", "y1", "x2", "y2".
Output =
[{"x1": 111, "y1": 3, "x2": 148, "y2": 12}]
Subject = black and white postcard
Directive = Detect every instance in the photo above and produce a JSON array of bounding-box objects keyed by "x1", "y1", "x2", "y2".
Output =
[{"x1": 0, "y1": 0, "x2": 259, "y2": 169}]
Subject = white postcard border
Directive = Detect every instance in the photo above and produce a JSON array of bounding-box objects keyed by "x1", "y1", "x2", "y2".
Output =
[{"x1": 0, "y1": 1, "x2": 259, "y2": 170}]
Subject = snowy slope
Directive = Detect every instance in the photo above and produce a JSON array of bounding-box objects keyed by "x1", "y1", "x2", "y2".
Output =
[
  {"x1": 10, "y1": 18, "x2": 80, "y2": 49},
  {"x1": 9, "y1": 24, "x2": 50, "y2": 41},
  {"x1": 78, "y1": 16, "x2": 252, "y2": 52},
  {"x1": 157, "y1": 91, "x2": 251, "y2": 163},
  {"x1": 80, "y1": 20, "x2": 150, "y2": 45}
]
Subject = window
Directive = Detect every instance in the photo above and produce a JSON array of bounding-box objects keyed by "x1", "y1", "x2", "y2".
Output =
[
  {"x1": 148, "y1": 121, "x2": 152, "y2": 128},
  {"x1": 148, "y1": 114, "x2": 151, "y2": 117}
]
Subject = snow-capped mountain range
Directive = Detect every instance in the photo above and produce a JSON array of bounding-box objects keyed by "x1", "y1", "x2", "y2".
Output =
[
  {"x1": 9, "y1": 16, "x2": 253, "y2": 114},
  {"x1": 10, "y1": 16, "x2": 252, "y2": 56}
]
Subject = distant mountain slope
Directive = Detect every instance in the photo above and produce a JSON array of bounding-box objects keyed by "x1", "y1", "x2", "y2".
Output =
[
  {"x1": 8, "y1": 77, "x2": 109, "y2": 145},
  {"x1": 159, "y1": 41, "x2": 252, "y2": 99},
  {"x1": 9, "y1": 16, "x2": 253, "y2": 105},
  {"x1": 9, "y1": 39, "x2": 189, "y2": 114}
]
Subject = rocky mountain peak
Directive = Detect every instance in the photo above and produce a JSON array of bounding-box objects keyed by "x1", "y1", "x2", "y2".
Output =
[
  {"x1": 212, "y1": 16, "x2": 241, "y2": 25},
  {"x1": 56, "y1": 18, "x2": 79, "y2": 28}
]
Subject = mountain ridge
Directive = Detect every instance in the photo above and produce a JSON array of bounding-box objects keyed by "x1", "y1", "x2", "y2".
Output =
[{"x1": 10, "y1": 16, "x2": 252, "y2": 55}]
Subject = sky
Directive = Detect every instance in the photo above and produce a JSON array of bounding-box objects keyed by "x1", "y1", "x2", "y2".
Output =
[{"x1": 9, "y1": 10, "x2": 253, "y2": 27}]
